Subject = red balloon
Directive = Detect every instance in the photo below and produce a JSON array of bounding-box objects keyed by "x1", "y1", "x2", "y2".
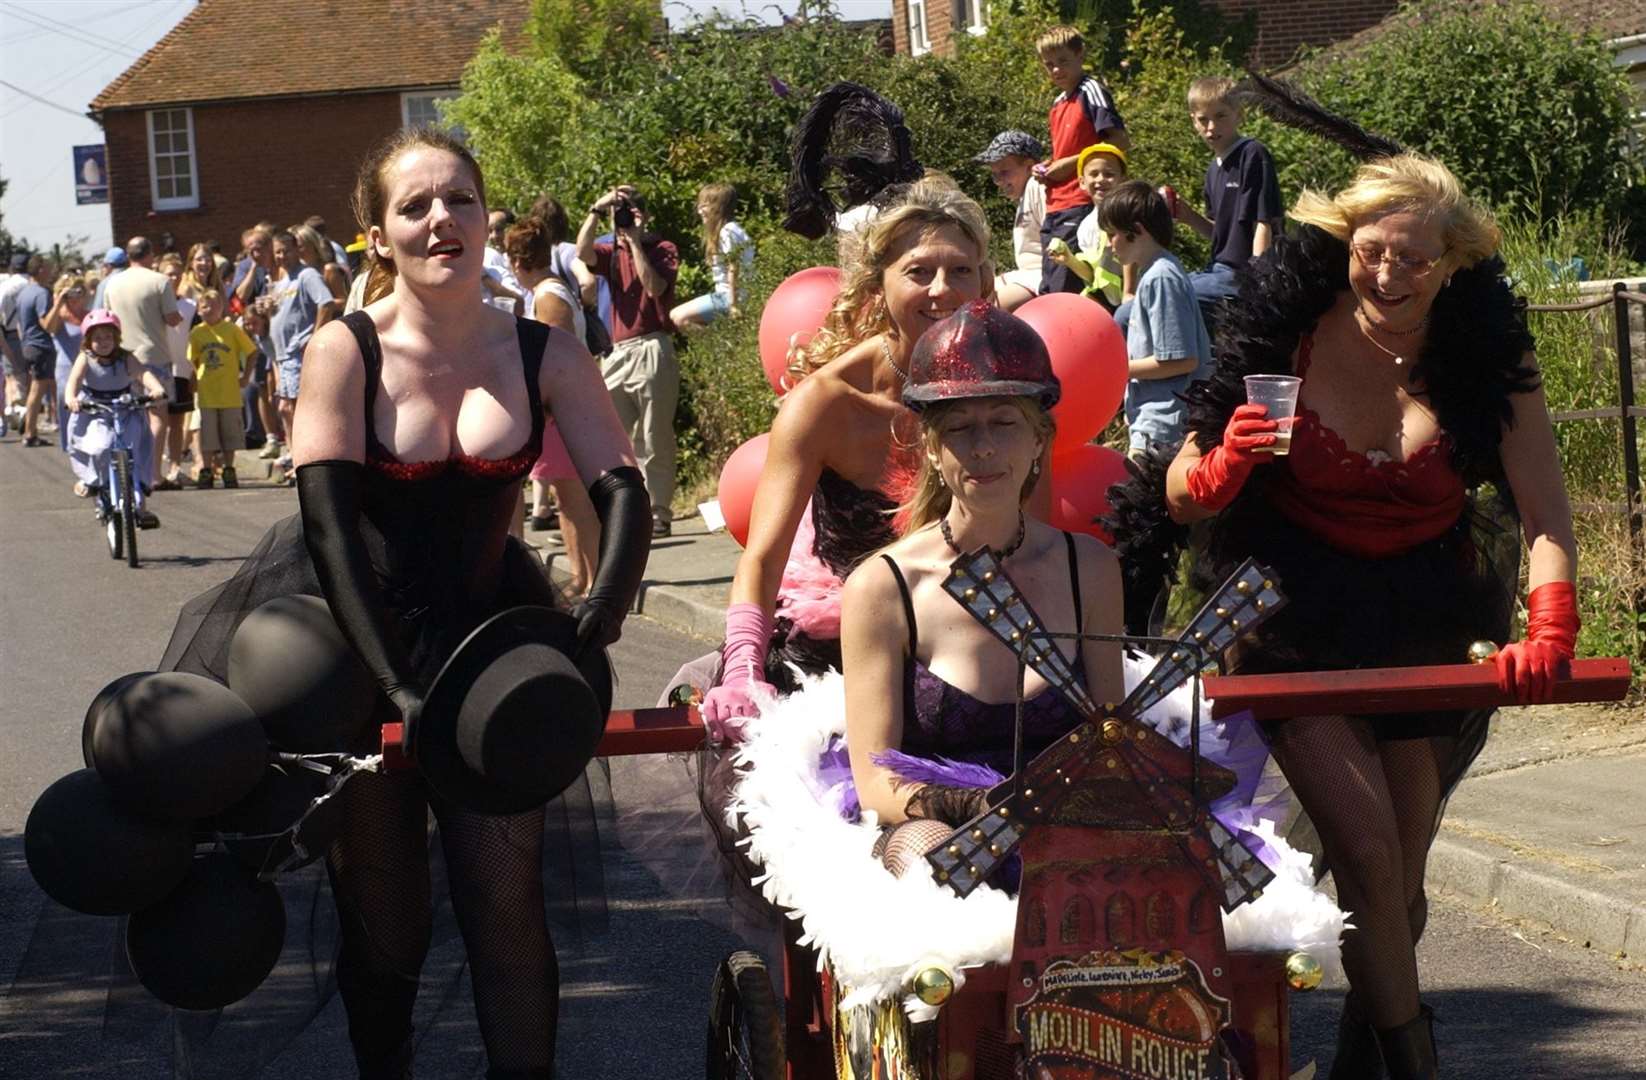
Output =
[
  {"x1": 1048, "y1": 442, "x2": 1132, "y2": 545},
  {"x1": 716, "y1": 433, "x2": 770, "y2": 547},
  {"x1": 758, "y1": 267, "x2": 842, "y2": 396},
  {"x1": 1016, "y1": 292, "x2": 1127, "y2": 453}
]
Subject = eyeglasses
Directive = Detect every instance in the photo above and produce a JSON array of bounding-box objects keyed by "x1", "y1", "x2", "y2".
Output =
[{"x1": 1351, "y1": 242, "x2": 1446, "y2": 278}]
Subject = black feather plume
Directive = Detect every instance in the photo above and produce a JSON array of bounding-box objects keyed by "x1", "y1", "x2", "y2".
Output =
[
  {"x1": 783, "y1": 82, "x2": 923, "y2": 240},
  {"x1": 1235, "y1": 71, "x2": 1403, "y2": 163}
]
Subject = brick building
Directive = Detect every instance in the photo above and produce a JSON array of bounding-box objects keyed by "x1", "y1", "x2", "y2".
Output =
[
  {"x1": 88, "y1": 0, "x2": 530, "y2": 256},
  {"x1": 888, "y1": 0, "x2": 1397, "y2": 62}
]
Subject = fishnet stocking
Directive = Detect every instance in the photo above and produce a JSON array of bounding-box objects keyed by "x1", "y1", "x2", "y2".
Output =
[
  {"x1": 873, "y1": 820, "x2": 956, "y2": 878},
  {"x1": 326, "y1": 768, "x2": 558, "y2": 1078},
  {"x1": 1266, "y1": 715, "x2": 1452, "y2": 1029}
]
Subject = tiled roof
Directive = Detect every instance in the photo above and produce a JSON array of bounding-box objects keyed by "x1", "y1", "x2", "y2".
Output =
[
  {"x1": 1322, "y1": 0, "x2": 1646, "y2": 60},
  {"x1": 91, "y1": 0, "x2": 531, "y2": 113}
]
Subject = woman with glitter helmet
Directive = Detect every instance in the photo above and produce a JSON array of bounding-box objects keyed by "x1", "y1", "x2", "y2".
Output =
[
  {"x1": 840, "y1": 299, "x2": 1125, "y2": 876},
  {"x1": 696, "y1": 174, "x2": 996, "y2": 739},
  {"x1": 1108, "y1": 84, "x2": 1578, "y2": 1078}
]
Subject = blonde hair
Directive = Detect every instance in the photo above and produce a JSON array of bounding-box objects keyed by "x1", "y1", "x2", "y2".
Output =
[
  {"x1": 697, "y1": 182, "x2": 738, "y2": 268},
  {"x1": 289, "y1": 223, "x2": 332, "y2": 268},
  {"x1": 157, "y1": 253, "x2": 184, "y2": 275},
  {"x1": 1186, "y1": 75, "x2": 1239, "y2": 112},
  {"x1": 1290, "y1": 153, "x2": 1501, "y2": 270},
  {"x1": 198, "y1": 287, "x2": 224, "y2": 306},
  {"x1": 899, "y1": 397, "x2": 1055, "y2": 534},
  {"x1": 788, "y1": 178, "x2": 991, "y2": 383},
  {"x1": 1035, "y1": 25, "x2": 1084, "y2": 55},
  {"x1": 179, "y1": 242, "x2": 222, "y2": 298},
  {"x1": 53, "y1": 272, "x2": 87, "y2": 300}
]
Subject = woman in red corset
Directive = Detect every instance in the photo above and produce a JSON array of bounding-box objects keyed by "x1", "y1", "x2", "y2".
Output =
[{"x1": 1116, "y1": 153, "x2": 1577, "y2": 1079}]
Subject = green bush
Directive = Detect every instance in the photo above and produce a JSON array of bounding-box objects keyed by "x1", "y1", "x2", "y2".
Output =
[{"x1": 1249, "y1": 0, "x2": 1641, "y2": 227}]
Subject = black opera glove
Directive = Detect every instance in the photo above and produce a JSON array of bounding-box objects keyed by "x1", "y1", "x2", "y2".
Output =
[
  {"x1": 903, "y1": 784, "x2": 990, "y2": 827},
  {"x1": 572, "y1": 465, "x2": 652, "y2": 656},
  {"x1": 297, "y1": 461, "x2": 425, "y2": 743}
]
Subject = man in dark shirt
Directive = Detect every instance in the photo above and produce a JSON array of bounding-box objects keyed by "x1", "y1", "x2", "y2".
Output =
[
  {"x1": 576, "y1": 186, "x2": 679, "y2": 537},
  {"x1": 13, "y1": 256, "x2": 57, "y2": 446}
]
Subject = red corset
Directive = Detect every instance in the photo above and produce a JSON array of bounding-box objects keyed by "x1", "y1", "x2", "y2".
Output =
[
  {"x1": 367, "y1": 442, "x2": 537, "y2": 483},
  {"x1": 1265, "y1": 336, "x2": 1466, "y2": 559}
]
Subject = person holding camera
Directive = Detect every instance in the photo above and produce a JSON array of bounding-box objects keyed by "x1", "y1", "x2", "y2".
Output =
[{"x1": 576, "y1": 185, "x2": 679, "y2": 537}]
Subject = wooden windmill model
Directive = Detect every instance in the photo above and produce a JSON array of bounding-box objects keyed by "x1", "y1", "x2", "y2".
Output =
[{"x1": 924, "y1": 552, "x2": 1290, "y2": 1075}]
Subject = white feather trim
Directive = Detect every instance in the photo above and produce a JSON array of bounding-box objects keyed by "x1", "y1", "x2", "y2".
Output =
[{"x1": 727, "y1": 663, "x2": 1347, "y2": 1011}]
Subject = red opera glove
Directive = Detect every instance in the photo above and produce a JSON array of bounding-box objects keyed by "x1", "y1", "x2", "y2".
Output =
[
  {"x1": 1495, "y1": 581, "x2": 1579, "y2": 704},
  {"x1": 1184, "y1": 404, "x2": 1278, "y2": 512}
]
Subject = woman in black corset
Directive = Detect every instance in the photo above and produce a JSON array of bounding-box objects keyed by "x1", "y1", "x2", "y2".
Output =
[
  {"x1": 699, "y1": 177, "x2": 995, "y2": 739},
  {"x1": 229, "y1": 127, "x2": 647, "y2": 1079}
]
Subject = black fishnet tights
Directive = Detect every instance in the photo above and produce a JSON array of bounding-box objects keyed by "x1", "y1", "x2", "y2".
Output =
[
  {"x1": 1266, "y1": 715, "x2": 1456, "y2": 1030},
  {"x1": 873, "y1": 820, "x2": 956, "y2": 878},
  {"x1": 326, "y1": 768, "x2": 558, "y2": 1078}
]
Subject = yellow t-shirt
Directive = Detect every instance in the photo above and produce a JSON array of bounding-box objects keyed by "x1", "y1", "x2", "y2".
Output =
[{"x1": 188, "y1": 320, "x2": 257, "y2": 409}]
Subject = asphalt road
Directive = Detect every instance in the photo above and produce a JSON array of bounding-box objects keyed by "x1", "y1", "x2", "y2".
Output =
[{"x1": 2, "y1": 435, "x2": 1644, "y2": 1078}]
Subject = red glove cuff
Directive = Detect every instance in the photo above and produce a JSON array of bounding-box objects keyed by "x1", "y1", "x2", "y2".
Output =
[
  {"x1": 1185, "y1": 446, "x2": 1250, "y2": 513},
  {"x1": 1525, "y1": 580, "x2": 1579, "y2": 656}
]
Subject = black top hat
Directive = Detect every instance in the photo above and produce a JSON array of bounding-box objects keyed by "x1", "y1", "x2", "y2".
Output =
[{"x1": 417, "y1": 606, "x2": 611, "y2": 815}]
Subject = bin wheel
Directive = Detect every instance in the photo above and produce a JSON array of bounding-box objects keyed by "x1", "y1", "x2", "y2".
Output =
[{"x1": 706, "y1": 950, "x2": 784, "y2": 1080}]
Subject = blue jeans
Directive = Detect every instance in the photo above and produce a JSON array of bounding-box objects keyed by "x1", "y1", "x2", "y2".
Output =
[{"x1": 1113, "y1": 262, "x2": 1240, "y2": 336}]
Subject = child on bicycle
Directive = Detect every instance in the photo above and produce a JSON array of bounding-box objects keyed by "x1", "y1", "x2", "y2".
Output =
[{"x1": 64, "y1": 309, "x2": 169, "y2": 525}]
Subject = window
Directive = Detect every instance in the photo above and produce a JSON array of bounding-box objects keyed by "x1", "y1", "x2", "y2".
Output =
[
  {"x1": 146, "y1": 107, "x2": 199, "y2": 211},
  {"x1": 401, "y1": 90, "x2": 456, "y2": 130},
  {"x1": 906, "y1": 0, "x2": 930, "y2": 56},
  {"x1": 960, "y1": 0, "x2": 987, "y2": 35}
]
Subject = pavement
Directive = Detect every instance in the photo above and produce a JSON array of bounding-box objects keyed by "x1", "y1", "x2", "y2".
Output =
[{"x1": 556, "y1": 508, "x2": 1646, "y2": 965}]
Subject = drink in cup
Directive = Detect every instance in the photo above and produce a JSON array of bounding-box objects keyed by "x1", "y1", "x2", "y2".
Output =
[{"x1": 1243, "y1": 375, "x2": 1302, "y2": 455}]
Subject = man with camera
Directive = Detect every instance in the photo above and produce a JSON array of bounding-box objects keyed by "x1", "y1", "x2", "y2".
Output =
[{"x1": 577, "y1": 185, "x2": 680, "y2": 537}]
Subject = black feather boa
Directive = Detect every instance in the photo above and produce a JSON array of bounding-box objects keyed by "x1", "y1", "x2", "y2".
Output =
[{"x1": 1103, "y1": 224, "x2": 1538, "y2": 627}]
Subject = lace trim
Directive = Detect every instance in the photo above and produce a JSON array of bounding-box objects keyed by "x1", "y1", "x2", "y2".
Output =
[
  {"x1": 1292, "y1": 407, "x2": 1451, "y2": 475},
  {"x1": 366, "y1": 443, "x2": 537, "y2": 482}
]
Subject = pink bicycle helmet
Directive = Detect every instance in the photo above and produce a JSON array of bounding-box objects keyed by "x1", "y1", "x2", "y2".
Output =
[{"x1": 82, "y1": 308, "x2": 122, "y2": 334}]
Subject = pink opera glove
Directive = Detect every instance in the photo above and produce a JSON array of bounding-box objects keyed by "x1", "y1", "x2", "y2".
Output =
[
  {"x1": 701, "y1": 603, "x2": 776, "y2": 742},
  {"x1": 1495, "y1": 581, "x2": 1579, "y2": 705}
]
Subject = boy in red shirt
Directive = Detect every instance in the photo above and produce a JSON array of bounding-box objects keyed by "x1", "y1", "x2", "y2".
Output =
[{"x1": 1033, "y1": 25, "x2": 1129, "y2": 295}]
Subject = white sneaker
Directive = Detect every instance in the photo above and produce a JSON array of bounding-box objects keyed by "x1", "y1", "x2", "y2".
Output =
[{"x1": 259, "y1": 440, "x2": 282, "y2": 460}]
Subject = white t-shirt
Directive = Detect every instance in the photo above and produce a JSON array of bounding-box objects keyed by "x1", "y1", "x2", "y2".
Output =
[
  {"x1": 168, "y1": 295, "x2": 197, "y2": 377},
  {"x1": 1014, "y1": 177, "x2": 1047, "y2": 274},
  {"x1": 483, "y1": 246, "x2": 525, "y2": 312},
  {"x1": 0, "y1": 272, "x2": 31, "y2": 334},
  {"x1": 528, "y1": 276, "x2": 587, "y2": 343},
  {"x1": 709, "y1": 221, "x2": 755, "y2": 298}
]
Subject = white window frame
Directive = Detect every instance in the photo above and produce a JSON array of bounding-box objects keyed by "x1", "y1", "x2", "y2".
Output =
[
  {"x1": 907, "y1": 0, "x2": 931, "y2": 56},
  {"x1": 146, "y1": 107, "x2": 199, "y2": 212},
  {"x1": 401, "y1": 89, "x2": 456, "y2": 130},
  {"x1": 960, "y1": 0, "x2": 987, "y2": 36}
]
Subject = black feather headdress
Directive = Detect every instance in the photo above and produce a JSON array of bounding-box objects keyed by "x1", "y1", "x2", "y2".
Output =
[
  {"x1": 783, "y1": 82, "x2": 923, "y2": 240},
  {"x1": 1234, "y1": 71, "x2": 1403, "y2": 163}
]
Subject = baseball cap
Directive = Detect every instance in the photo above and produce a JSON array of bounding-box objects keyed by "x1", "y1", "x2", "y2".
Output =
[
  {"x1": 104, "y1": 247, "x2": 129, "y2": 267},
  {"x1": 8, "y1": 253, "x2": 29, "y2": 272},
  {"x1": 973, "y1": 130, "x2": 1045, "y2": 165}
]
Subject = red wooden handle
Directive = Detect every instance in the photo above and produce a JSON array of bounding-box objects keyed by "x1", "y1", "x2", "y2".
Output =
[
  {"x1": 1203, "y1": 657, "x2": 1632, "y2": 720},
  {"x1": 379, "y1": 706, "x2": 705, "y2": 772}
]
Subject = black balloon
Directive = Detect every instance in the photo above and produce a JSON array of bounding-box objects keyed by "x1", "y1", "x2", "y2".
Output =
[
  {"x1": 228, "y1": 595, "x2": 378, "y2": 751},
  {"x1": 125, "y1": 851, "x2": 286, "y2": 1011},
  {"x1": 205, "y1": 761, "x2": 338, "y2": 872},
  {"x1": 89, "y1": 671, "x2": 267, "y2": 820},
  {"x1": 82, "y1": 671, "x2": 152, "y2": 768},
  {"x1": 25, "y1": 769, "x2": 193, "y2": 916}
]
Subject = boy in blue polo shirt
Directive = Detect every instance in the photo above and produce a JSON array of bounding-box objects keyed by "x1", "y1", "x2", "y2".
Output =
[
  {"x1": 1100, "y1": 181, "x2": 1211, "y2": 459},
  {"x1": 1171, "y1": 75, "x2": 1284, "y2": 310}
]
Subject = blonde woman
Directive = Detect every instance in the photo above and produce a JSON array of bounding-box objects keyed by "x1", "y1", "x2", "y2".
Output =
[
  {"x1": 699, "y1": 178, "x2": 993, "y2": 736},
  {"x1": 289, "y1": 223, "x2": 350, "y2": 301},
  {"x1": 179, "y1": 242, "x2": 223, "y2": 301},
  {"x1": 1123, "y1": 153, "x2": 1576, "y2": 1077},
  {"x1": 669, "y1": 182, "x2": 753, "y2": 329},
  {"x1": 840, "y1": 300, "x2": 1123, "y2": 876}
]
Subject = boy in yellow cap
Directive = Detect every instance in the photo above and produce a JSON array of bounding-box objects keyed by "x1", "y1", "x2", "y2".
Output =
[{"x1": 1045, "y1": 142, "x2": 1130, "y2": 308}]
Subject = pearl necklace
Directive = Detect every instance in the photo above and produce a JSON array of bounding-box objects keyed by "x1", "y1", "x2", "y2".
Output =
[{"x1": 1355, "y1": 306, "x2": 1427, "y2": 367}]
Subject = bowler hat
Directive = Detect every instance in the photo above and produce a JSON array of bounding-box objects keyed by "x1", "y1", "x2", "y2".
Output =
[
  {"x1": 902, "y1": 300, "x2": 1061, "y2": 412},
  {"x1": 228, "y1": 595, "x2": 377, "y2": 751},
  {"x1": 87, "y1": 671, "x2": 268, "y2": 821},
  {"x1": 125, "y1": 851, "x2": 286, "y2": 1010},
  {"x1": 417, "y1": 606, "x2": 611, "y2": 815}
]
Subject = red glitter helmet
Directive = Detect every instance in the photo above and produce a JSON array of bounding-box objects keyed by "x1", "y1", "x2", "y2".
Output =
[{"x1": 902, "y1": 299, "x2": 1060, "y2": 412}]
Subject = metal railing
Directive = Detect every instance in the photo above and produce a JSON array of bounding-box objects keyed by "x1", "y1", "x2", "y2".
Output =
[{"x1": 1532, "y1": 281, "x2": 1645, "y2": 640}]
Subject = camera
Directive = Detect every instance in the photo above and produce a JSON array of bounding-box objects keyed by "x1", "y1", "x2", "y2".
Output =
[{"x1": 612, "y1": 198, "x2": 635, "y2": 229}]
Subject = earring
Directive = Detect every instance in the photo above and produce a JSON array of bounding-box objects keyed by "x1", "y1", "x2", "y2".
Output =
[
  {"x1": 1031, "y1": 459, "x2": 1042, "y2": 477},
  {"x1": 1445, "y1": 276, "x2": 1454, "y2": 287}
]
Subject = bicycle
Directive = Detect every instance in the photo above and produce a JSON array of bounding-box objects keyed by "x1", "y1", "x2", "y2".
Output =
[{"x1": 76, "y1": 394, "x2": 157, "y2": 568}]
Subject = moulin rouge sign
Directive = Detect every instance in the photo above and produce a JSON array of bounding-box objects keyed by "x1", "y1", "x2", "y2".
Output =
[{"x1": 1017, "y1": 948, "x2": 1232, "y2": 1080}]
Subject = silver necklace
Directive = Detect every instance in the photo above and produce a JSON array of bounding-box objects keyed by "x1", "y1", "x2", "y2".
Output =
[
  {"x1": 879, "y1": 336, "x2": 908, "y2": 382},
  {"x1": 1354, "y1": 307, "x2": 1427, "y2": 367}
]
